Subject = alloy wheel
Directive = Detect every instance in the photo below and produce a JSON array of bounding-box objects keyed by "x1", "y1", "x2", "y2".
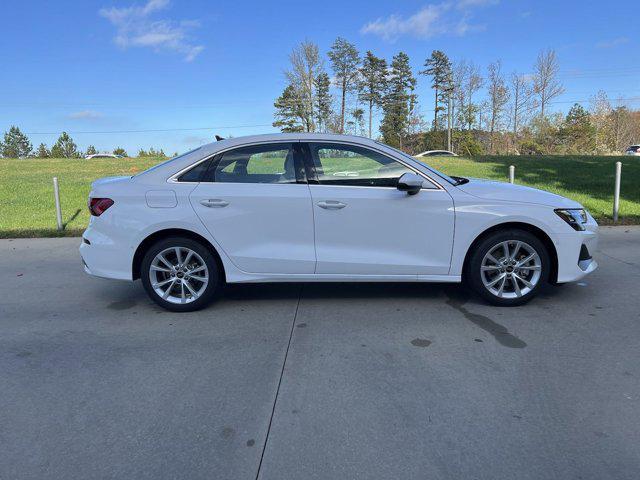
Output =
[
  {"x1": 149, "y1": 247, "x2": 209, "y2": 304},
  {"x1": 480, "y1": 240, "x2": 542, "y2": 299}
]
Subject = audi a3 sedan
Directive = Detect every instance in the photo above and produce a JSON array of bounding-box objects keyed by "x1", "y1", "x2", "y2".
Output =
[{"x1": 80, "y1": 133, "x2": 598, "y2": 311}]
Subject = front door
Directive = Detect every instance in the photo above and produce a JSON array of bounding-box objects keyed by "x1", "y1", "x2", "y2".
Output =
[
  {"x1": 303, "y1": 142, "x2": 455, "y2": 276},
  {"x1": 190, "y1": 142, "x2": 316, "y2": 274}
]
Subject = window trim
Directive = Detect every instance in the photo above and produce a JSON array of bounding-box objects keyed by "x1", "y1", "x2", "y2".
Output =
[
  {"x1": 301, "y1": 141, "x2": 443, "y2": 191},
  {"x1": 167, "y1": 140, "x2": 307, "y2": 185}
]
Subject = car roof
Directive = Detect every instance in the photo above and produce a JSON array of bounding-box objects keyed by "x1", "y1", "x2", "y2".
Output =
[
  {"x1": 134, "y1": 133, "x2": 392, "y2": 182},
  {"x1": 199, "y1": 133, "x2": 379, "y2": 154}
]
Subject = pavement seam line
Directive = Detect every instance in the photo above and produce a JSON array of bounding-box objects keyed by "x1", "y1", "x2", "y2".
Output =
[{"x1": 254, "y1": 284, "x2": 303, "y2": 480}]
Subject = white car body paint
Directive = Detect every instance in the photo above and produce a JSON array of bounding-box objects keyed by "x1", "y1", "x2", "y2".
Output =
[{"x1": 80, "y1": 133, "x2": 597, "y2": 287}]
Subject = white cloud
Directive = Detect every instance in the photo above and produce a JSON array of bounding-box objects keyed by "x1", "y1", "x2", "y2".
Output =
[
  {"x1": 596, "y1": 37, "x2": 629, "y2": 49},
  {"x1": 456, "y1": 0, "x2": 498, "y2": 8},
  {"x1": 99, "y1": 0, "x2": 204, "y2": 61},
  {"x1": 68, "y1": 110, "x2": 104, "y2": 120},
  {"x1": 361, "y1": 1, "x2": 495, "y2": 41}
]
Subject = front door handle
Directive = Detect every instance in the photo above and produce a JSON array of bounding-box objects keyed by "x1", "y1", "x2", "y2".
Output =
[
  {"x1": 317, "y1": 200, "x2": 346, "y2": 210},
  {"x1": 200, "y1": 199, "x2": 229, "y2": 208}
]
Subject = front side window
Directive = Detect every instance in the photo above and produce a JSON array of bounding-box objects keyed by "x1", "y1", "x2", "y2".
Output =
[
  {"x1": 308, "y1": 143, "x2": 415, "y2": 188},
  {"x1": 208, "y1": 143, "x2": 301, "y2": 184}
]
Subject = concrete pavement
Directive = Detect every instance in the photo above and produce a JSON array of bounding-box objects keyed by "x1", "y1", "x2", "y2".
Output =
[{"x1": 1, "y1": 227, "x2": 639, "y2": 479}]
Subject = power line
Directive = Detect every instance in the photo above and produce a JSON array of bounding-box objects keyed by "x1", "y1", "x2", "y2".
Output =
[{"x1": 24, "y1": 123, "x2": 273, "y2": 135}]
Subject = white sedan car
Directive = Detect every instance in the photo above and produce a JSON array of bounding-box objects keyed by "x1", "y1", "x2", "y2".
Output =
[{"x1": 80, "y1": 133, "x2": 598, "y2": 311}]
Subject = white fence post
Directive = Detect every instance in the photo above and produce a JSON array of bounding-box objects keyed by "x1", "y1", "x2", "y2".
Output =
[
  {"x1": 53, "y1": 177, "x2": 63, "y2": 231},
  {"x1": 509, "y1": 165, "x2": 515, "y2": 184},
  {"x1": 613, "y1": 161, "x2": 621, "y2": 223}
]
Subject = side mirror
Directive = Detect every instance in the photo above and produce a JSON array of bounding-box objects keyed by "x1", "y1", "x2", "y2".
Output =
[{"x1": 397, "y1": 172, "x2": 424, "y2": 195}]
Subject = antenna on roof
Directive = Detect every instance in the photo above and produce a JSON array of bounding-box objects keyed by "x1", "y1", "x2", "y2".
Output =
[{"x1": 215, "y1": 135, "x2": 225, "y2": 141}]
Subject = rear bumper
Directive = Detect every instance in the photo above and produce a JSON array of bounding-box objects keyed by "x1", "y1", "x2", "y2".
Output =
[{"x1": 79, "y1": 222, "x2": 134, "y2": 281}]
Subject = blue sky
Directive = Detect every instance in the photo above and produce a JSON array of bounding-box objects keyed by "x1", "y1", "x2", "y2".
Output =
[{"x1": 2, "y1": 0, "x2": 639, "y2": 154}]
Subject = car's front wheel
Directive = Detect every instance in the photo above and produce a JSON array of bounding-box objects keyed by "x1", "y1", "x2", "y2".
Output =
[
  {"x1": 466, "y1": 229, "x2": 550, "y2": 306},
  {"x1": 140, "y1": 236, "x2": 222, "y2": 312}
]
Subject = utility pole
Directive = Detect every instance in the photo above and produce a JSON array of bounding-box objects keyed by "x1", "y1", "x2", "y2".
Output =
[{"x1": 447, "y1": 91, "x2": 452, "y2": 151}]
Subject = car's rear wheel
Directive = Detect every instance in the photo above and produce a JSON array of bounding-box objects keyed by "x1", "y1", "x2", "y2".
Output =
[
  {"x1": 466, "y1": 229, "x2": 550, "y2": 306},
  {"x1": 140, "y1": 237, "x2": 221, "y2": 312}
]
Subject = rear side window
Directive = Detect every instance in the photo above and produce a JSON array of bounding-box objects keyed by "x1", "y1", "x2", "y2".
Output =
[
  {"x1": 205, "y1": 143, "x2": 302, "y2": 184},
  {"x1": 176, "y1": 158, "x2": 212, "y2": 182}
]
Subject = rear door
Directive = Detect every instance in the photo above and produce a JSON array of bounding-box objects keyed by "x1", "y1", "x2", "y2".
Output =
[
  {"x1": 303, "y1": 142, "x2": 455, "y2": 276},
  {"x1": 189, "y1": 142, "x2": 316, "y2": 274}
]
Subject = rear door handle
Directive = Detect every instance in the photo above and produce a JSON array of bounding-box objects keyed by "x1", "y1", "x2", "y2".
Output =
[
  {"x1": 200, "y1": 199, "x2": 229, "y2": 208},
  {"x1": 317, "y1": 200, "x2": 346, "y2": 210}
]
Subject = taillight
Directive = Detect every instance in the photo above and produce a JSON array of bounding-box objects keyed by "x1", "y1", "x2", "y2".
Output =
[{"x1": 89, "y1": 197, "x2": 114, "y2": 216}]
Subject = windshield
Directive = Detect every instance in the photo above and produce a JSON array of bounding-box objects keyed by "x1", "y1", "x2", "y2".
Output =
[
  {"x1": 375, "y1": 142, "x2": 457, "y2": 185},
  {"x1": 135, "y1": 147, "x2": 202, "y2": 176}
]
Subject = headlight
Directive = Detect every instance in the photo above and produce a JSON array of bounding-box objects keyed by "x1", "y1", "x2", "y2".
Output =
[{"x1": 555, "y1": 208, "x2": 588, "y2": 231}]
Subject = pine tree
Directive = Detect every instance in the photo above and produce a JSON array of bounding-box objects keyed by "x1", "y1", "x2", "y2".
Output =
[
  {"x1": 420, "y1": 50, "x2": 452, "y2": 131},
  {"x1": 1, "y1": 126, "x2": 32, "y2": 158},
  {"x1": 36, "y1": 143, "x2": 50, "y2": 158},
  {"x1": 314, "y1": 73, "x2": 333, "y2": 132},
  {"x1": 380, "y1": 52, "x2": 416, "y2": 148},
  {"x1": 113, "y1": 147, "x2": 127, "y2": 157},
  {"x1": 328, "y1": 38, "x2": 360, "y2": 133},
  {"x1": 561, "y1": 104, "x2": 595, "y2": 153},
  {"x1": 86, "y1": 145, "x2": 97, "y2": 156},
  {"x1": 273, "y1": 84, "x2": 305, "y2": 132},
  {"x1": 358, "y1": 51, "x2": 388, "y2": 138},
  {"x1": 50, "y1": 132, "x2": 79, "y2": 158}
]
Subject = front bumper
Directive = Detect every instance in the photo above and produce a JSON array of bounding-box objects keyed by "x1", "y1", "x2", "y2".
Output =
[{"x1": 553, "y1": 221, "x2": 598, "y2": 283}]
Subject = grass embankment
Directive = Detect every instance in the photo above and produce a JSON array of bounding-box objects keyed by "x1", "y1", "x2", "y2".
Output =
[
  {"x1": 0, "y1": 155, "x2": 638, "y2": 238},
  {"x1": 0, "y1": 157, "x2": 158, "y2": 238}
]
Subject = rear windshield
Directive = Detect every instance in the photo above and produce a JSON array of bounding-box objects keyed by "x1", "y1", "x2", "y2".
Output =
[{"x1": 135, "y1": 148, "x2": 202, "y2": 176}]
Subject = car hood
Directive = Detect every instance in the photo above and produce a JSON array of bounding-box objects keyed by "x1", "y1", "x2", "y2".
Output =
[{"x1": 456, "y1": 178, "x2": 582, "y2": 208}]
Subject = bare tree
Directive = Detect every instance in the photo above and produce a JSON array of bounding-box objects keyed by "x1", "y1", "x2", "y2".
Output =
[
  {"x1": 487, "y1": 61, "x2": 510, "y2": 153},
  {"x1": 510, "y1": 72, "x2": 535, "y2": 136},
  {"x1": 609, "y1": 106, "x2": 637, "y2": 153},
  {"x1": 589, "y1": 90, "x2": 613, "y2": 153},
  {"x1": 461, "y1": 61, "x2": 483, "y2": 130},
  {"x1": 285, "y1": 40, "x2": 324, "y2": 132},
  {"x1": 533, "y1": 49, "x2": 564, "y2": 118},
  {"x1": 450, "y1": 60, "x2": 468, "y2": 130}
]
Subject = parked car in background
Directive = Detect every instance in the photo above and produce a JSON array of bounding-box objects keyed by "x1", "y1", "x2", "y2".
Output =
[
  {"x1": 625, "y1": 145, "x2": 640, "y2": 156},
  {"x1": 415, "y1": 150, "x2": 458, "y2": 157},
  {"x1": 80, "y1": 133, "x2": 598, "y2": 312},
  {"x1": 85, "y1": 153, "x2": 123, "y2": 159}
]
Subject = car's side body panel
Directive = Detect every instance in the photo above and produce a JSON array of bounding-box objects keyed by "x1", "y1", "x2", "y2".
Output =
[
  {"x1": 189, "y1": 182, "x2": 316, "y2": 274},
  {"x1": 308, "y1": 184, "x2": 454, "y2": 275}
]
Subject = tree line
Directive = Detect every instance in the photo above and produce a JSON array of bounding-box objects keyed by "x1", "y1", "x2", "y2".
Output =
[
  {"x1": 273, "y1": 38, "x2": 640, "y2": 155},
  {"x1": 0, "y1": 128, "x2": 175, "y2": 159}
]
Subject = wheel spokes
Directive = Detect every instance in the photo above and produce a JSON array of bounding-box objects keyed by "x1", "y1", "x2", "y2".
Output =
[
  {"x1": 481, "y1": 239, "x2": 542, "y2": 299},
  {"x1": 183, "y1": 279, "x2": 199, "y2": 299},
  {"x1": 158, "y1": 254, "x2": 173, "y2": 270},
  {"x1": 150, "y1": 247, "x2": 209, "y2": 304},
  {"x1": 512, "y1": 276, "x2": 522, "y2": 297}
]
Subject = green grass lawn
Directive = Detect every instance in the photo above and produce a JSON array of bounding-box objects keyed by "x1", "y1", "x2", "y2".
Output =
[
  {"x1": 0, "y1": 157, "x2": 159, "y2": 238},
  {"x1": 0, "y1": 155, "x2": 638, "y2": 238}
]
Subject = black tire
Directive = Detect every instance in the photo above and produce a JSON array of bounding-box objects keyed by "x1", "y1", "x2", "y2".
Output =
[
  {"x1": 465, "y1": 229, "x2": 550, "y2": 307},
  {"x1": 140, "y1": 236, "x2": 222, "y2": 312}
]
